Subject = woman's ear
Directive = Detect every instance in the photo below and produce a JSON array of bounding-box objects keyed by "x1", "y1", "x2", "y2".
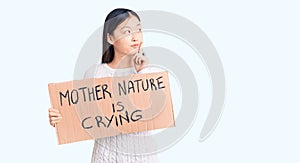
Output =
[{"x1": 107, "y1": 33, "x2": 114, "y2": 45}]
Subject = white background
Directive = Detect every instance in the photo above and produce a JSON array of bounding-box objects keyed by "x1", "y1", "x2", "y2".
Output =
[{"x1": 0, "y1": 0, "x2": 299, "y2": 162}]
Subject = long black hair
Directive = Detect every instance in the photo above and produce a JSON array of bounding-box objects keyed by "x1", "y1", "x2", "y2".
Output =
[{"x1": 101, "y1": 8, "x2": 140, "y2": 63}]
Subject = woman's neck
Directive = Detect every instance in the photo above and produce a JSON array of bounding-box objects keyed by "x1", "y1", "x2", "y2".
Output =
[{"x1": 107, "y1": 51, "x2": 134, "y2": 69}]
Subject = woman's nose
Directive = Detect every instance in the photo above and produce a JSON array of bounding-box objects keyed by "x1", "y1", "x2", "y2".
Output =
[{"x1": 131, "y1": 32, "x2": 139, "y2": 42}]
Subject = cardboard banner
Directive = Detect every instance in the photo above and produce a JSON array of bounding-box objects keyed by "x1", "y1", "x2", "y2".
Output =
[{"x1": 48, "y1": 71, "x2": 175, "y2": 144}]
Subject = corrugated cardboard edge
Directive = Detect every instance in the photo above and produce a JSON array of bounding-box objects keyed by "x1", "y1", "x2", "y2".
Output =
[{"x1": 165, "y1": 71, "x2": 176, "y2": 127}]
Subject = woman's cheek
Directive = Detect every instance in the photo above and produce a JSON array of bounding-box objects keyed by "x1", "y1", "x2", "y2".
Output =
[
  {"x1": 126, "y1": 47, "x2": 136, "y2": 55},
  {"x1": 114, "y1": 37, "x2": 136, "y2": 55},
  {"x1": 123, "y1": 38, "x2": 135, "y2": 54},
  {"x1": 119, "y1": 44, "x2": 134, "y2": 55}
]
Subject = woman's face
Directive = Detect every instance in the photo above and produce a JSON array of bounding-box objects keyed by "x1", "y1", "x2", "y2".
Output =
[{"x1": 108, "y1": 15, "x2": 143, "y2": 56}]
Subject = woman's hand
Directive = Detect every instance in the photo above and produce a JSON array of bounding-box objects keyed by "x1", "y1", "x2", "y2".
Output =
[
  {"x1": 48, "y1": 107, "x2": 62, "y2": 127},
  {"x1": 133, "y1": 42, "x2": 148, "y2": 72}
]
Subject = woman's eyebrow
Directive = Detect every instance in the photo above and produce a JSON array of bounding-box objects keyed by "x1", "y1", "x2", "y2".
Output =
[
  {"x1": 120, "y1": 24, "x2": 141, "y2": 30},
  {"x1": 120, "y1": 26, "x2": 131, "y2": 30}
]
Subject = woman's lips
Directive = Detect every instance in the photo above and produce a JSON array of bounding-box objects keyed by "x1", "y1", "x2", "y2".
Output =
[{"x1": 131, "y1": 43, "x2": 139, "y2": 47}]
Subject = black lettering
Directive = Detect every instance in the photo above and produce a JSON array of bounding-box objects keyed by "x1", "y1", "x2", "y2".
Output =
[
  {"x1": 59, "y1": 90, "x2": 70, "y2": 106},
  {"x1": 102, "y1": 84, "x2": 111, "y2": 98},
  {"x1": 142, "y1": 79, "x2": 149, "y2": 91},
  {"x1": 88, "y1": 87, "x2": 95, "y2": 101},
  {"x1": 116, "y1": 101, "x2": 124, "y2": 112},
  {"x1": 105, "y1": 115, "x2": 114, "y2": 128},
  {"x1": 115, "y1": 116, "x2": 119, "y2": 127},
  {"x1": 112, "y1": 103, "x2": 116, "y2": 113},
  {"x1": 95, "y1": 85, "x2": 102, "y2": 100},
  {"x1": 95, "y1": 116, "x2": 106, "y2": 128},
  {"x1": 128, "y1": 80, "x2": 135, "y2": 93},
  {"x1": 131, "y1": 110, "x2": 143, "y2": 122},
  {"x1": 70, "y1": 89, "x2": 79, "y2": 104},
  {"x1": 78, "y1": 87, "x2": 87, "y2": 102},
  {"x1": 150, "y1": 79, "x2": 157, "y2": 90},
  {"x1": 119, "y1": 111, "x2": 129, "y2": 125},
  {"x1": 156, "y1": 76, "x2": 165, "y2": 89},
  {"x1": 118, "y1": 80, "x2": 127, "y2": 96},
  {"x1": 134, "y1": 79, "x2": 142, "y2": 93},
  {"x1": 82, "y1": 117, "x2": 93, "y2": 129}
]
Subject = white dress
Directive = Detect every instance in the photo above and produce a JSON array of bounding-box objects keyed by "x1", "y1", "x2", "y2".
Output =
[{"x1": 84, "y1": 63, "x2": 159, "y2": 163}]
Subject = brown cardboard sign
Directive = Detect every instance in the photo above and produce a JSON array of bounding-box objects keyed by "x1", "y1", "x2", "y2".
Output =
[{"x1": 48, "y1": 71, "x2": 175, "y2": 144}]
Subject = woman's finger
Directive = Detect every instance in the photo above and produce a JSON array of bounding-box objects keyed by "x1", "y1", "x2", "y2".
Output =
[
  {"x1": 133, "y1": 54, "x2": 138, "y2": 64},
  {"x1": 50, "y1": 118, "x2": 62, "y2": 126},
  {"x1": 138, "y1": 41, "x2": 143, "y2": 53},
  {"x1": 49, "y1": 111, "x2": 60, "y2": 116},
  {"x1": 50, "y1": 121, "x2": 55, "y2": 127},
  {"x1": 49, "y1": 111, "x2": 62, "y2": 117},
  {"x1": 50, "y1": 121, "x2": 57, "y2": 127},
  {"x1": 134, "y1": 55, "x2": 138, "y2": 64},
  {"x1": 48, "y1": 108, "x2": 61, "y2": 117},
  {"x1": 50, "y1": 120, "x2": 60, "y2": 125},
  {"x1": 135, "y1": 55, "x2": 140, "y2": 65},
  {"x1": 48, "y1": 108, "x2": 59, "y2": 113},
  {"x1": 51, "y1": 116, "x2": 62, "y2": 121}
]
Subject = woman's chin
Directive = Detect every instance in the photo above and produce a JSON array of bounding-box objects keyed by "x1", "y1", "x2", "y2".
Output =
[{"x1": 127, "y1": 50, "x2": 138, "y2": 55}]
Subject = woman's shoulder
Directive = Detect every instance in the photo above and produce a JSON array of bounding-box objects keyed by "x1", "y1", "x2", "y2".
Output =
[{"x1": 84, "y1": 63, "x2": 109, "y2": 79}]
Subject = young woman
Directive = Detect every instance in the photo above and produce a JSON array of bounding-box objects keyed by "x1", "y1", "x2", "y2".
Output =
[{"x1": 48, "y1": 8, "x2": 159, "y2": 162}]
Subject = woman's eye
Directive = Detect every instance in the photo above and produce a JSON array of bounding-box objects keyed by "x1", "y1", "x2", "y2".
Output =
[{"x1": 125, "y1": 30, "x2": 131, "y2": 34}]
